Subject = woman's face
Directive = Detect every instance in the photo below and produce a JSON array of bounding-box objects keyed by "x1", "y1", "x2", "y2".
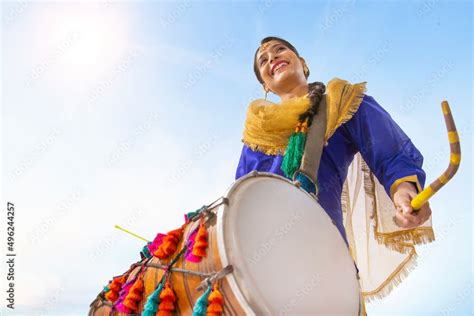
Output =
[{"x1": 256, "y1": 39, "x2": 306, "y2": 94}]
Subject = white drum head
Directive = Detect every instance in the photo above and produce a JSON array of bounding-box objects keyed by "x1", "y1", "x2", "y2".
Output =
[{"x1": 217, "y1": 172, "x2": 360, "y2": 315}]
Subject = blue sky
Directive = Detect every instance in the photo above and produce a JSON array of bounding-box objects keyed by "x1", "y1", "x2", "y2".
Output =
[{"x1": 1, "y1": 1, "x2": 472, "y2": 315}]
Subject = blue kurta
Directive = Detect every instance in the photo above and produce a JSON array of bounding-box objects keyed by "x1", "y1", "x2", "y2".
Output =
[{"x1": 235, "y1": 95, "x2": 426, "y2": 244}]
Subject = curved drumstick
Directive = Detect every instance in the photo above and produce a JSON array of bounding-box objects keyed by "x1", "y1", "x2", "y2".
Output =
[{"x1": 411, "y1": 101, "x2": 461, "y2": 210}]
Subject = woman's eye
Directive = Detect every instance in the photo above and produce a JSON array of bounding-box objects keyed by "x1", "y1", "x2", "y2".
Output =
[
  {"x1": 260, "y1": 59, "x2": 267, "y2": 66},
  {"x1": 277, "y1": 46, "x2": 285, "y2": 51}
]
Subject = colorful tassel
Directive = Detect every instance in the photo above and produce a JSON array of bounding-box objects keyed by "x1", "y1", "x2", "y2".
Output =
[
  {"x1": 123, "y1": 277, "x2": 144, "y2": 312},
  {"x1": 185, "y1": 205, "x2": 207, "y2": 223},
  {"x1": 192, "y1": 285, "x2": 212, "y2": 316},
  {"x1": 154, "y1": 227, "x2": 184, "y2": 260},
  {"x1": 115, "y1": 277, "x2": 136, "y2": 313},
  {"x1": 191, "y1": 222, "x2": 208, "y2": 259},
  {"x1": 157, "y1": 281, "x2": 176, "y2": 316},
  {"x1": 105, "y1": 275, "x2": 126, "y2": 302},
  {"x1": 206, "y1": 282, "x2": 223, "y2": 316},
  {"x1": 142, "y1": 279, "x2": 165, "y2": 316},
  {"x1": 281, "y1": 120, "x2": 308, "y2": 178},
  {"x1": 142, "y1": 242, "x2": 152, "y2": 258},
  {"x1": 148, "y1": 233, "x2": 166, "y2": 254},
  {"x1": 185, "y1": 227, "x2": 201, "y2": 263}
]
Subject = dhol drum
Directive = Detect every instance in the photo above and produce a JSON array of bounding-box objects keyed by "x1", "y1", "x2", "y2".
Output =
[{"x1": 89, "y1": 171, "x2": 361, "y2": 315}]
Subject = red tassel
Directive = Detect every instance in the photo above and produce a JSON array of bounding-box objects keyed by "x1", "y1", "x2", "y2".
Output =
[
  {"x1": 123, "y1": 278, "x2": 144, "y2": 312},
  {"x1": 206, "y1": 282, "x2": 223, "y2": 316},
  {"x1": 157, "y1": 281, "x2": 176, "y2": 315},
  {"x1": 154, "y1": 227, "x2": 184, "y2": 259},
  {"x1": 191, "y1": 222, "x2": 208, "y2": 259},
  {"x1": 105, "y1": 275, "x2": 126, "y2": 303}
]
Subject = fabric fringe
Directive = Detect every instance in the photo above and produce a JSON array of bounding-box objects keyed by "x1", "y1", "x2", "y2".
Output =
[
  {"x1": 325, "y1": 78, "x2": 367, "y2": 140},
  {"x1": 242, "y1": 140, "x2": 286, "y2": 156},
  {"x1": 362, "y1": 250, "x2": 418, "y2": 303},
  {"x1": 375, "y1": 228, "x2": 435, "y2": 254},
  {"x1": 334, "y1": 82, "x2": 367, "y2": 128}
]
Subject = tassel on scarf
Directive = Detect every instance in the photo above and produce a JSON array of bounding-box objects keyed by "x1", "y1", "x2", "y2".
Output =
[
  {"x1": 192, "y1": 285, "x2": 212, "y2": 316},
  {"x1": 105, "y1": 275, "x2": 126, "y2": 302},
  {"x1": 281, "y1": 120, "x2": 308, "y2": 178},
  {"x1": 191, "y1": 221, "x2": 208, "y2": 260},
  {"x1": 154, "y1": 226, "x2": 184, "y2": 260},
  {"x1": 157, "y1": 281, "x2": 177, "y2": 316},
  {"x1": 123, "y1": 277, "x2": 144, "y2": 312},
  {"x1": 206, "y1": 282, "x2": 223, "y2": 316},
  {"x1": 142, "y1": 279, "x2": 165, "y2": 316}
]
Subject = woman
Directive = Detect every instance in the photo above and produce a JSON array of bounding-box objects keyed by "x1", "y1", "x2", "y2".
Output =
[{"x1": 236, "y1": 36, "x2": 435, "y2": 309}]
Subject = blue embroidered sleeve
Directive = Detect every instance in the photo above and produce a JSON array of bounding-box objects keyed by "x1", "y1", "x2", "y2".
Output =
[{"x1": 342, "y1": 95, "x2": 426, "y2": 198}]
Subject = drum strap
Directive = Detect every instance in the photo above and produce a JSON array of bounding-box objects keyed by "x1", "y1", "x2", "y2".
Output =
[{"x1": 299, "y1": 94, "x2": 327, "y2": 186}]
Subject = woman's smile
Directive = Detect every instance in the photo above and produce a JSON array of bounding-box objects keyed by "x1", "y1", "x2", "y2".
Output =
[{"x1": 271, "y1": 60, "x2": 289, "y2": 76}]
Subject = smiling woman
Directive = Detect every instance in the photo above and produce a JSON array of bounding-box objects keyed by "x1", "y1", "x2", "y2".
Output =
[{"x1": 236, "y1": 35, "x2": 437, "y2": 313}]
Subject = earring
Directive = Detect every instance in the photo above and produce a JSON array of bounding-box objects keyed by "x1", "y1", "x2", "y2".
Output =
[
  {"x1": 264, "y1": 87, "x2": 269, "y2": 100},
  {"x1": 303, "y1": 63, "x2": 309, "y2": 77}
]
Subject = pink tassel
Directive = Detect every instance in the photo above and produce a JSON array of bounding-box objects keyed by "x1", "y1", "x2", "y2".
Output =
[
  {"x1": 185, "y1": 228, "x2": 202, "y2": 263},
  {"x1": 114, "y1": 278, "x2": 135, "y2": 313},
  {"x1": 148, "y1": 233, "x2": 166, "y2": 254}
]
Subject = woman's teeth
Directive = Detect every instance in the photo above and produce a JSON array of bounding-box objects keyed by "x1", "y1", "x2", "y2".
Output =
[{"x1": 273, "y1": 62, "x2": 288, "y2": 75}]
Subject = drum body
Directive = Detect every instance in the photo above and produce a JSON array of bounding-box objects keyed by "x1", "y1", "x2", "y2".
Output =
[{"x1": 90, "y1": 172, "x2": 361, "y2": 315}]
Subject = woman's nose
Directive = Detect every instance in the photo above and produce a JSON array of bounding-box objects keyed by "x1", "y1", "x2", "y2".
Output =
[{"x1": 268, "y1": 53, "x2": 279, "y2": 65}]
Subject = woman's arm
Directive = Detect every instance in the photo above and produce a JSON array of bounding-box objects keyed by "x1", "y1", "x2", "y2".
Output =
[{"x1": 342, "y1": 94, "x2": 432, "y2": 228}]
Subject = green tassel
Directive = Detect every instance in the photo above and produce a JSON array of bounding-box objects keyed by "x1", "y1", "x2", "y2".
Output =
[
  {"x1": 142, "y1": 242, "x2": 152, "y2": 258},
  {"x1": 281, "y1": 131, "x2": 307, "y2": 178},
  {"x1": 103, "y1": 285, "x2": 110, "y2": 293},
  {"x1": 192, "y1": 286, "x2": 212, "y2": 316},
  {"x1": 187, "y1": 205, "x2": 206, "y2": 222},
  {"x1": 142, "y1": 280, "x2": 165, "y2": 316}
]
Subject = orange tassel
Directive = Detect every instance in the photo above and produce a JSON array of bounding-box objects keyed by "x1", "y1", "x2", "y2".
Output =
[
  {"x1": 157, "y1": 281, "x2": 176, "y2": 314},
  {"x1": 206, "y1": 282, "x2": 223, "y2": 316},
  {"x1": 123, "y1": 278, "x2": 144, "y2": 312},
  {"x1": 153, "y1": 248, "x2": 166, "y2": 259},
  {"x1": 123, "y1": 298, "x2": 138, "y2": 311},
  {"x1": 154, "y1": 227, "x2": 184, "y2": 259},
  {"x1": 105, "y1": 275, "x2": 126, "y2": 303},
  {"x1": 191, "y1": 222, "x2": 208, "y2": 259},
  {"x1": 105, "y1": 290, "x2": 119, "y2": 302}
]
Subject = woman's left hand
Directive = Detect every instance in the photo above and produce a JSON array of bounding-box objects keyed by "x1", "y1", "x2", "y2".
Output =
[{"x1": 392, "y1": 182, "x2": 432, "y2": 229}]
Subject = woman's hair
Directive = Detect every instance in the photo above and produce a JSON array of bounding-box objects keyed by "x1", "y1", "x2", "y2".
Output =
[{"x1": 253, "y1": 36, "x2": 326, "y2": 127}]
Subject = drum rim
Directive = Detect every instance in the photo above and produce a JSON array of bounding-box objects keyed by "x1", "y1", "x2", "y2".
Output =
[
  {"x1": 215, "y1": 171, "x2": 360, "y2": 315},
  {"x1": 218, "y1": 171, "x2": 300, "y2": 314}
]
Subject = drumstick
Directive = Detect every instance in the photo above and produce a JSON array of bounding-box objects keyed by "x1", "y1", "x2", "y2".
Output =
[
  {"x1": 114, "y1": 225, "x2": 150, "y2": 243},
  {"x1": 411, "y1": 101, "x2": 461, "y2": 210}
]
